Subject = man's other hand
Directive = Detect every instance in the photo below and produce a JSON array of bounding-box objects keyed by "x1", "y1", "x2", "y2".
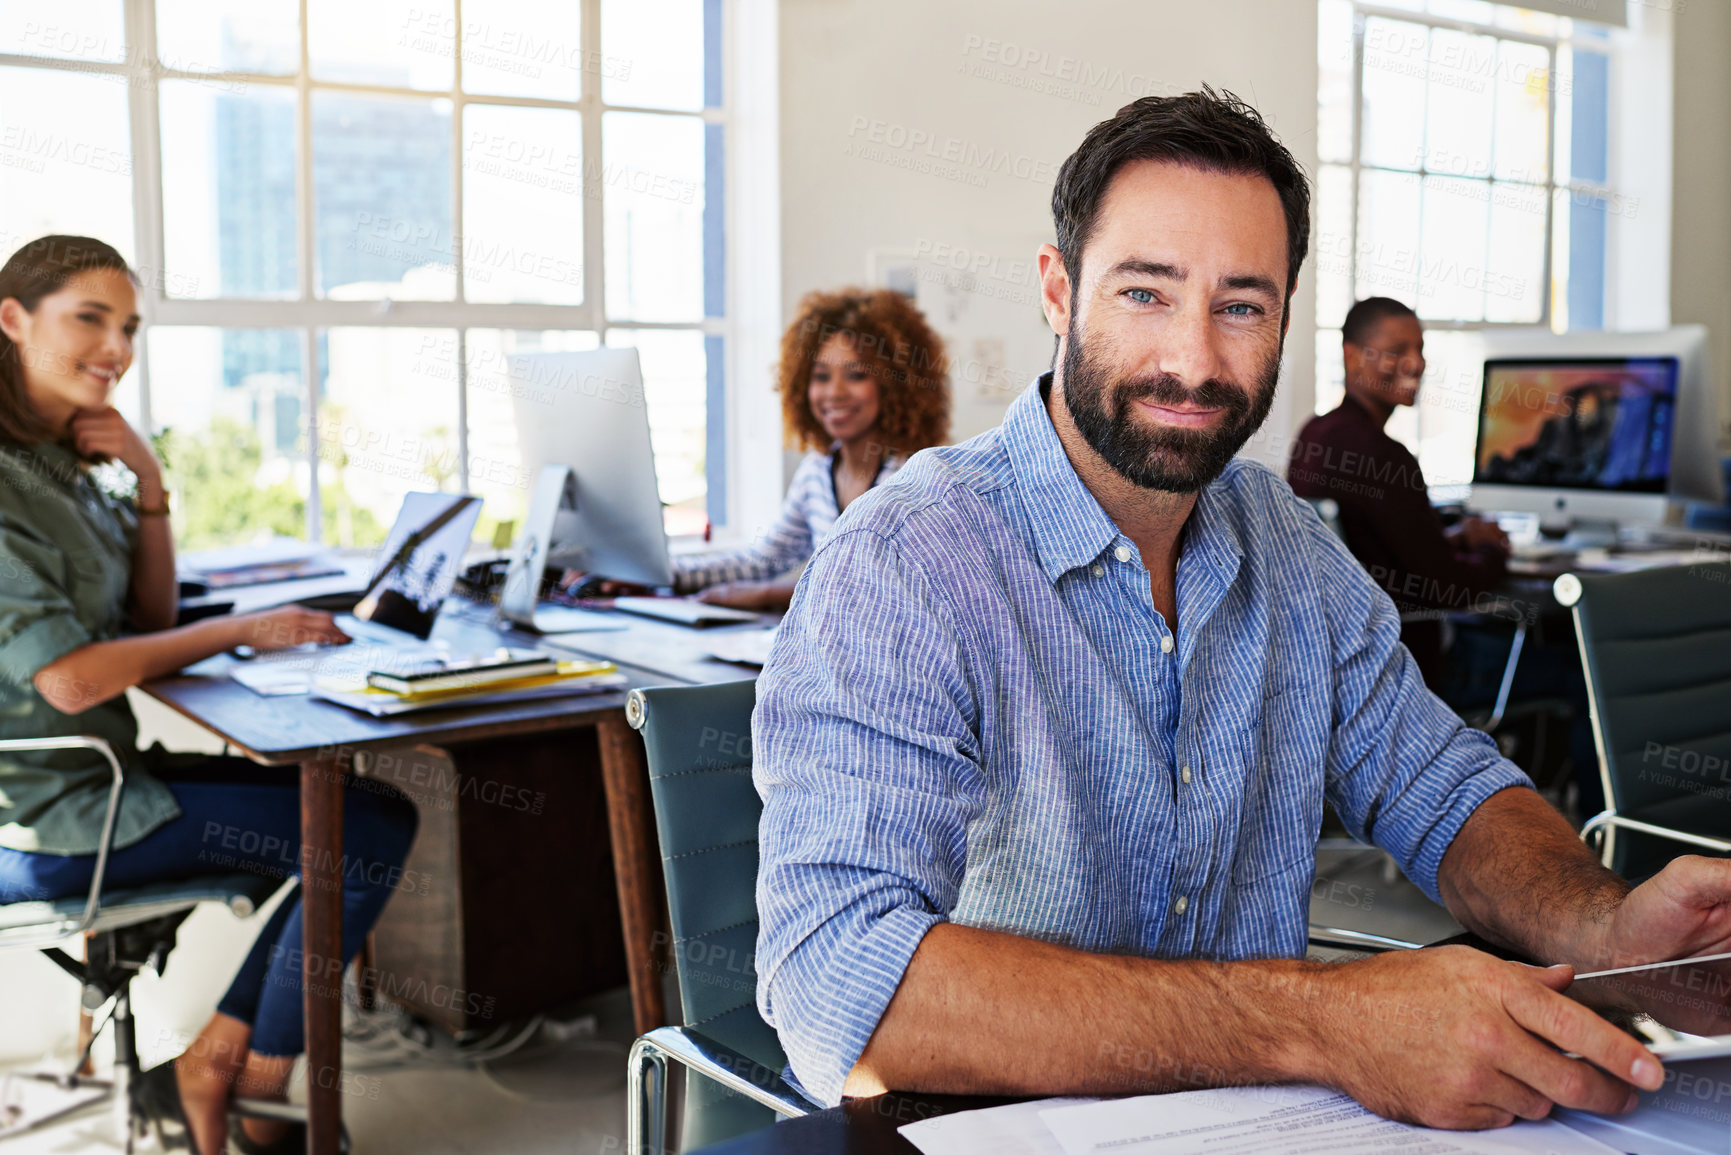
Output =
[{"x1": 1600, "y1": 855, "x2": 1731, "y2": 972}]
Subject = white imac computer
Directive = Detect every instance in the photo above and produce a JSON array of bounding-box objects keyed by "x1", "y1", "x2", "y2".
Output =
[
  {"x1": 504, "y1": 347, "x2": 675, "y2": 587},
  {"x1": 1470, "y1": 325, "x2": 1725, "y2": 532}
]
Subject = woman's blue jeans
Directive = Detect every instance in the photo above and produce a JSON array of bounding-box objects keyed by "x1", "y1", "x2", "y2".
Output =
[{"x1": 0, "y1": 759, "x2": 418, "y2": 1058}]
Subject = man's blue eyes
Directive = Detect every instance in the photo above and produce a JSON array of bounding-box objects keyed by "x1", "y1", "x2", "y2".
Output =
[{"x1": 1121, "y1": 290, "x2": 1260, "y2": 317}]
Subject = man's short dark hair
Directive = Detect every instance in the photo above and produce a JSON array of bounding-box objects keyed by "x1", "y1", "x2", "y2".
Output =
[
  {"x1": 1341, "y1": 297, "x2": 1419, "y2": 348},
  {"x1": 1050, "y1": 86, "x2": 1312, "y2": 295}
]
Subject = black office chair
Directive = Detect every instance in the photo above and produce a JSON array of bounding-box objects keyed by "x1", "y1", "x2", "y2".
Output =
[
  {"x1": 1555, "y1": 564, "x2": 1731, "y2": 879},
  {"x1": 624, "y1": 683, "x2": 814, "y2": 1155},
  {"x1": 0, "y1": 736, "x2": 282, "y2": 1151}
]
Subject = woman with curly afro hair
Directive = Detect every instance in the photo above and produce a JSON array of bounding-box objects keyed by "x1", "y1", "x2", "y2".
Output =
[{"x1": 674, "y1": 287, "x2": 950, "y2": 611}]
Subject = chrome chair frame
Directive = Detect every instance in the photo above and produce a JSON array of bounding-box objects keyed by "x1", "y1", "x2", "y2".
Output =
[
  {"x1": 0, "y1": 736, "x2": 125, "y2": 950},
  {"x1": 0, "y1": 735, "x2": 276, "y2": 1151},
  {"x1": 627, "y1": 1026, "x2": 812, "y2": 1155}
]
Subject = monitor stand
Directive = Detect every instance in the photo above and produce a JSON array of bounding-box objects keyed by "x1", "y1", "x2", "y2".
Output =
[{"x1": 497, "y1": 467, "x2": 626, "y2": 635}]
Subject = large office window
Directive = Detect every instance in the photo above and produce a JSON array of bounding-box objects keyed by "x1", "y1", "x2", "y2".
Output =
[
  {"x1": 0, "y1": 0, "x2": 726, "y2": 548},
  {"x1": 1316, "y1": 0, "x2": 1619, "y2": 488}
]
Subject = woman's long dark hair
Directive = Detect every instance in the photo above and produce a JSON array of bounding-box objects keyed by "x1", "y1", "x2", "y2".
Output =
[{"x1": 0, "y1": 235, "x2": 138, "y2": 446}]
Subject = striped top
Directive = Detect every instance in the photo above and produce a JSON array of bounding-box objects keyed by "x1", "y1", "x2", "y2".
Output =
[
  {"x1": 672, "y1": 447, "x2": 902, "y2": 592},
  {"x1": 752, "y1": 375, "x2": 1531, "y2": 1105}
]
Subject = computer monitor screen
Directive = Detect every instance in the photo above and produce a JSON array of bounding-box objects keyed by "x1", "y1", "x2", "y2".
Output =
[{"x1": 1474, "y1": 358, "x2": 1679, "y2": 494}]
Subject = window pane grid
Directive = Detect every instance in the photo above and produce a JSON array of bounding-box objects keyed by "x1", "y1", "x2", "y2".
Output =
[
  {"x1": 0, "y1": 0, "x2": 727, "y2": 544},
  {"x1": 1334, "y1": 3, "x2": 1569, "y2": 334},
  {"x1": 1319, "y1": 0, "x2": 1611, "y2": 483}
]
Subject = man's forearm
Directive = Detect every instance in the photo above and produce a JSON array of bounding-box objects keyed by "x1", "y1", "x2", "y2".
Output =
[
  {"x1": 843, "y1": 922, "x2": 1331, "y2": 1099},
  {"x1": 1437, "y1": 785, "x2": 1630, "y2": 969}
]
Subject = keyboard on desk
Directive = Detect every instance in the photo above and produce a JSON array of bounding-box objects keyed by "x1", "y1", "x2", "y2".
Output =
[{"x1": 611, "y1": 596, "x2": 761, "y2": 626}]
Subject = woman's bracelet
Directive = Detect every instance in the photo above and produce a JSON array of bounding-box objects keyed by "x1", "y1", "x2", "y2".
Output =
[{"x1": 135, "y1": 493, "x2": 171, "y2": 517}]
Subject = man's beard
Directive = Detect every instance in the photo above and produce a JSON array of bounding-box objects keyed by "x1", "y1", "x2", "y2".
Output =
[{"x1": 1060, "y1": 319, "x2": 1280, "y2": 493}]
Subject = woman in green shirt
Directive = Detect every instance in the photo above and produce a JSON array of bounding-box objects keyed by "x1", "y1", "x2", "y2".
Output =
[{"x1": 0, "y1": 236, "x2": 418, "y2": 1155}]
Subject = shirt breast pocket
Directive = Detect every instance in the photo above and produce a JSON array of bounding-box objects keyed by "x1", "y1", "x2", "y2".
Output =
[{"x1": 1230, "y1": 684, "x2": 1328, "y2": 887}]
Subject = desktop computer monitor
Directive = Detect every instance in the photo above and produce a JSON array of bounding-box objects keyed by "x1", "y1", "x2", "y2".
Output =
[
  {"x1": 1470, "y1": 325, "x2": 1725, "y2": 525},
  {"x1": 503, "y1": 348, "x2": 675, "y2": 587}
]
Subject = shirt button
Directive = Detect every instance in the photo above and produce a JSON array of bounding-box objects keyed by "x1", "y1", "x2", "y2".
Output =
[
  {"x1": 1114, "y1": 545, "x2": 1131, "y2": 562},
  {"x1": 1174, "y1": 895, "x2": 1189, "y2": 915},
  {"x1": 1160, "y1": 635, "x2": 1173, "y2": 654},
  {"x1": 1090, "y1": 563, "x2": 1105, "y2": 577},
  {"x1": 1181, "y1": 765, "x2": 1192, "y2": 784}
]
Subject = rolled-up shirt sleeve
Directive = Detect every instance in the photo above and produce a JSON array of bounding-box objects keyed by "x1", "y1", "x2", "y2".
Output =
[
  {"x1": 0, "y1": 522, "x2": 91, "y2": 687},
  {"x1": 752, "y1": 525, "x2": 981, "y2": 1106},
  {"x1": 1305, "y1": 509, "x2": 1533, "y2": 903}
]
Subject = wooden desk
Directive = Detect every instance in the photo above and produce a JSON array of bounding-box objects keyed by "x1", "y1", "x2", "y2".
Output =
[{"x1": 141, "y1": 603, "x2": 771, "y2": 1154}]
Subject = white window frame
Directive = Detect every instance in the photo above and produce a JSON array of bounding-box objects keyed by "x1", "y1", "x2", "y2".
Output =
[
  {"x1": 1323, "y1": 1, "x2": 1627, "y2": 338},
  {"x1": 0, "y1": 0, "x2": 778, "y2": 543}
]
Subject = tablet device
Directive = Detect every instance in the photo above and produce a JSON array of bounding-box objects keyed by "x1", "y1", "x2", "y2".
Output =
[{"x1": 1568, "y1": 950, "x2": 1731, "y2": 1061}]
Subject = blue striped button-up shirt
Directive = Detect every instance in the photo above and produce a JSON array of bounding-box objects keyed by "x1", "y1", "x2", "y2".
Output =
[{"x1": 752, "y1": 375, "x2": 1532, "y2": 1105}]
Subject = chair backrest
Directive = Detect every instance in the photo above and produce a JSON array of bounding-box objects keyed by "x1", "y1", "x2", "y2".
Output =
[
  {"x1": 1560, "y1": 561, "x2": 1731, "y2": 822},
  {"x1": 626, "y1": 682, "x2": 784, "y2": 1075}
]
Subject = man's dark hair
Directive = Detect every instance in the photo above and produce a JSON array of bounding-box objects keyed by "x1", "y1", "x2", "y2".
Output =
[
  {"x1": 1341, "y1": 296, "x2": 1419, "y2": 348},
  {"x1": 1050, "y1": 86, "x2": 1311, "y2": 295}
]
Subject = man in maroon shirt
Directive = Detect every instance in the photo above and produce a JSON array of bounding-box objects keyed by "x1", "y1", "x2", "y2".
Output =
[{"x1": 1288, "y1": 298, "x2": 1510, "y2": 687}]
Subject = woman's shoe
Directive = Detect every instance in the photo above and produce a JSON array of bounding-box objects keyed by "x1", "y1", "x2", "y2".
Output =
[{"x1": 135, "y1": 1061, "x2": 200, "y2": 1153}]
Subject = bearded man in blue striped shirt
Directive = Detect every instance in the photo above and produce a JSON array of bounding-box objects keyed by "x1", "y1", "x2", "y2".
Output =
[{"x1": 752, "y1": 87, "x2": 1731, "y2": 1130}]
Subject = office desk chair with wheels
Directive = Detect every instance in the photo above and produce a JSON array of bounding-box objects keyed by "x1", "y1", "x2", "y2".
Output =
[
  {"x1": 624, "y1": 682, "x2": 815, "y2": 1155},
  {"x1": 1556, "y1": 563, "x2": 1731, "y2": 879},
  {"x1": 0, "y1": 736, "x2": 282, "y2": 1152}
]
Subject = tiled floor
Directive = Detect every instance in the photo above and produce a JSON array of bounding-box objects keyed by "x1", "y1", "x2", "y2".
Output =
[{"x1": 2, "y1": 985, "x2": 644, "y2": 1155}]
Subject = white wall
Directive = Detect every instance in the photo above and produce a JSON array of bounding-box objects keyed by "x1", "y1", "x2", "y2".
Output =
[
  {"x1": 777, "y1": 0, "x2": 1321, "y2": 468},
  {"x1": 1671, "y1": 0, "x2": 1731, "y2": 446}
]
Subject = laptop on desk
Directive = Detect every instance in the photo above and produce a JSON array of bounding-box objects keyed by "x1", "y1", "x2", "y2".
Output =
[{"x1": 230, "y1": 492, "x2": 484, "y2": 694}]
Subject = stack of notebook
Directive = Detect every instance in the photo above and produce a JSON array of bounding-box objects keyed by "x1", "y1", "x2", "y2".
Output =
[{"x1": 312, "y1": 649, "x2": 625, "y2": 716}]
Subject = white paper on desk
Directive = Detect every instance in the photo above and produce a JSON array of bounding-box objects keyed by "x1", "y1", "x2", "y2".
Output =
[
  {"x1": 1038, "y1": 1085, "x2": 1623, "y2": 1155},
  {"x1": 899, "y1": 1098, "x2": 1101, "y2": 1155}
]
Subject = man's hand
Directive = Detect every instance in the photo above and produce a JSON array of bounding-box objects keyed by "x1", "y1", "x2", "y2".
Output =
[
  {"x1": 1599, "y1": 855, "x2": 1731, "y2": 970},
  {"x1": 70, "y1": 406, "x2": 161, "y2": 483},
  {"x1": 1447, "y1": 516, "x2": 1510, "y2": 555},
  {"x1": 1312, "y1": 945, "x2": 1663, "y2": 1130}
]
